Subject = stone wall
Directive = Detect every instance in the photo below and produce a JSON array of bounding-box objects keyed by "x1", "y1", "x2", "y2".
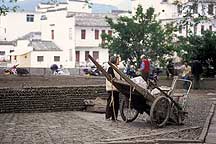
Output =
[{"x1": 0, "y1": 85, "x2": 108, "y2": 113}]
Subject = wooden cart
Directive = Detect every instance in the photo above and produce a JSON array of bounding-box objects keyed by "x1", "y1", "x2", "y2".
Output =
[{"x1": 88, "y1": 55, "x2": 192, "y2": 127}]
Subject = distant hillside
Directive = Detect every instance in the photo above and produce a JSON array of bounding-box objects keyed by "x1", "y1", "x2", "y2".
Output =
[
  {"x1": 15, "y1": 0, "x2": 118, "y2": 13},
  {"x1": 92, "y1": 4, "x2": 118, "y2": 13}
]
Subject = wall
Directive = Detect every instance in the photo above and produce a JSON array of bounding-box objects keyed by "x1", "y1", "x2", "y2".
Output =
[
  {"x1": 30, "y1": 51, "x2": 64, "y2": 68},
  {"x1": 75, "y1": 27, "x2": 111, "y2": 47},
  {"x1": 0, "y1": 45, "x2": 15, "y2": 61},
  {"x1": 0, "y1": 85, "x2": 108, "y2": 113},
  {"x1": 40, "y1": 10, "x2": 76, "y2": 68},
  {"x1": 0, "y1": 12, "x2": 41, "y2": 41}
]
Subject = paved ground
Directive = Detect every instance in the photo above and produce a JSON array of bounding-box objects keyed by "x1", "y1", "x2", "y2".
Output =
[
  {"x1": 0, "y1": 90, "x2": 216, "y2": 144},
  {"x1": 1, "y1": 75, "x2": 216, "y2": 143},
  {"x1": 205, "y1": 102, "x2": 216, "y2": 144}
]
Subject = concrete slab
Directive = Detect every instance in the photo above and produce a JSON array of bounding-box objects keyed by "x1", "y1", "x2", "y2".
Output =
[{"x1": 208, "y1": 127, "x2": 216, "y2": 133}]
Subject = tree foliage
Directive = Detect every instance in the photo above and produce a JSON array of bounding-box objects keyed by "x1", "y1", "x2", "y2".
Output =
[
  {"x1": 0, "y1": 0, "x2": 18, "y2": 16},
  {"x1": 102, "y1": 5, "x2": 176, "y2": 68},
  {"x1": 176, "y1": 30, "x2": 216, "y2": 69}
]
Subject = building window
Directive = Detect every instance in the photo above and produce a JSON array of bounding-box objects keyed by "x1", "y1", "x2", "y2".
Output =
[
  {"x1": 93, "y1": 51, "x2": 99, "y2": 60},
  {"x1": 69, "y1": 28, "x2": 73, "y2": 40},
  {"x1": 51, "y1": 30, "x2": 54, "y2": 40},
  {"x1": 14, "y1": 56, "x2": 17, "y2": 60},
  {"x1": 54, "y1": 56, "x2": 60, "y2": 62},
  {"x1": 40, "y1": 15, "x2": 47, "y2": 20},
  {"x1": 95, "y1": 29, "x2": 99, "y2": 39},
  {"x1": 108, "y1": 30, "x2": 112, "y2": 36},
  {"x1": 209, "y1": 25, "x2": 212, "y2": 31},
  {"x1": 25, "y1": 55, "x2": 27, "y2": 59},
  {"x1": 194, "y1": 24, "x2": 197, "y2": 34},
  {"x1": 37, "y1": 56, "x2": 44, "y2": 62},
  {"x1": 101, "y1": 30, "x2": 106, "y2": 45},
  {"x1": 75, "y1": 51, "x2": 80, "y2": 63},
  {"x1": 201, "y1": 25, "x2": 205, "y2": 34},
  {"x1": 85, "y1": 51, "x2": 89, "y2": 61},
  {"x1": 179, "y1": 25, "x2": 182, "y2": 34},
  {"x1": 0, "y1": 51, "x2": 5, "y2": 55},
  {"x1": 208, "y1": 4, "x2": 214, "y2": 15},
  {"x1": 81, "y1": 29, "x2": 86, "y2": 39},
  {"x1": 26, "y1": 14, "x2": 34, "y2": 22},
  {"x1": 193, "y1": 3, "x2": 198, "y2": 14}
]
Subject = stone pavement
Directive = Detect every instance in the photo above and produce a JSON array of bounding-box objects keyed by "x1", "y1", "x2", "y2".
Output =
[
  {"x1": 0, "y1": 111, "x2": 186, "y2": 144},
  {"x1": 205, "y1": 102, "x2": 216, "y2": 144}
]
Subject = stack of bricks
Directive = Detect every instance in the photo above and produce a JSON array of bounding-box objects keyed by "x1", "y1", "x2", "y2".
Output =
[{"x1": 0, "y1": 85, "x2": 108, "y2": 113}]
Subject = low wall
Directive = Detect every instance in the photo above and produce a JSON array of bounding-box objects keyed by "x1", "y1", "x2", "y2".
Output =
[
  {"x1": 159, "y1": 78, "x2": 216, "y2": 90},
  {"x1": 0, "y1": 85, "x2": 108, "y2": 113}
]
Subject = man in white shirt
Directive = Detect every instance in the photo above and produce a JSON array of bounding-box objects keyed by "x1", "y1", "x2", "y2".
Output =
[{"x1": 181, "y1": 61, "x2": 191, "y2": 90}]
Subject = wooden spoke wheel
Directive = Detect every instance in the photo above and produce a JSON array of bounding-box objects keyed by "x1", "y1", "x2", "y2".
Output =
[
  {"x1": 120, "y1": 97, "x2": 139, "y2": 122},
  {"x1": 170, "y1": 104, "x2": 187, "y2": 125},
  {"x1": 150, "y1": 96, "x2": 171, "y2": 127}
]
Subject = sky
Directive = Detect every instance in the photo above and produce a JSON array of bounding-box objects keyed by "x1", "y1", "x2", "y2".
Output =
[{"x1": 13, "y1": 0, "x2": 131, "y2": 12}]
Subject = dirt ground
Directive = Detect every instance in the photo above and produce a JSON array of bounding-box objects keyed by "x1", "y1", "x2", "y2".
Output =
[{"x1": 0, "y1": 75, "x2": 105, "y2": 88}]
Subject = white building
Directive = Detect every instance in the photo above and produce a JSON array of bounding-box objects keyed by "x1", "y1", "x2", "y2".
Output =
[
  {"x1": 131, "y1": 0, "x2": 216, "y2": 36},
  {"x1": 72, "y1": 13, "x2": 117, "y2": 66},
  {"x1": 0, "y1": 0, "x2": 117, "y2": 68},
  {"x1": 0, "y1": 12, "x2": 41, "y2": 41},
  {"x1": 0, "y1": 32, "x2": 64, "y2": 68}
]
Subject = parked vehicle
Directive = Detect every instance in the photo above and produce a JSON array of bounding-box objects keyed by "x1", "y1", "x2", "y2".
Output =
[
  {"x1": 83, "y1": 66, "x2": 101, "y2": 76},
  {"x1": 4, "y1": 64, "x2": 29, "y2": 76}
]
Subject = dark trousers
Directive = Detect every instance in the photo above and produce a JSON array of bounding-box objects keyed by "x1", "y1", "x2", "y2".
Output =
[
  {"x1": 141, "y1": 72, "x2": 149, "y2": 82},
  {"x1": 193, "y1": 75, "x2": 200, "y2": 89},
  {"x1": 183, "y1": 76, "x2": 190, "y2": 90},
  {"x1": 105, "y1": 91, "x2": 119, "y2": 120}
]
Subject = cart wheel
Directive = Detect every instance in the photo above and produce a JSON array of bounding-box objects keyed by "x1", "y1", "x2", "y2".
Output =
[
  {"x1": 120, "y1": 97, "x2": 139, "y2": 122},
  {"x1": 150, "y1": 96, "x2": 171, "y2": 127},
  {"x1": 170, "y1": 104, "x2": 186, "y2": 125}
]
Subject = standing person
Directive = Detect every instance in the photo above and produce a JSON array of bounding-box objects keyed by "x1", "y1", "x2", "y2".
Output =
[
  {"x1": 191, "y1": 59, "x2": 203, "y2": 89},
  {"x1": 140, "y1": 55, "x2": 150, "y2": 81},
  {"x1": 166, "y1": 59, "x2": 174, "y2": 79},
  {"x1": 181, "y1": 61, "x2": 192, "y2": 90},
  {"x1": 50, "y1": 64, "x2": 58, "y2": 75},
  {"x1": 105, "y1": 56, "x2": 120, "y2": 121}
]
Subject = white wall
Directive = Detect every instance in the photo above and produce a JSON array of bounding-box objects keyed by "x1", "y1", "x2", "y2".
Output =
[
  {"x1": 30, "y1": 51, "x2": 64, "y2": 68},
  {"x1": 67, "y1": 0, "x2": 92, "y2": 13},
  {"x1": 40, "y1": 10, "x2": 76, "y2": 68},
  {"x1": 0, "y1": 12, "x2": 41, "y2": 41},
  {"x1": 75, "y1": 26, "x2": 111, "y2": 47},
  {"x1": 76, "y1": 47, "x2": 109, "y2": 66},
  {"x1": 0, "y1": 45, "x2": 15, "y2": 61},
  {"x1": 131, "y1": 0, "x2": 178, "y2": 20}
]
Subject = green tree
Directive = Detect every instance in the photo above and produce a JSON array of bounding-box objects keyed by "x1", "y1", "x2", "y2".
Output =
[
  {"x1": 102, "y1": 5, "x2": 176, "y2": 68},
  {"x1": 177, "y1": 30, "x2": 216, "y2": 68}
]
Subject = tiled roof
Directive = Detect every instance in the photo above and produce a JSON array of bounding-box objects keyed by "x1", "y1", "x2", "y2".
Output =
[
  {"x1": 17, "y1": 32, "x2": 41, "y2": 41},
  {"x1": 188, "y1": 0, "x2": 216, "y2": 3},
  {"x1": 29, "y1": 40, "x2": 62, "y2": 51},
  {"x1": 69, "y1": 12, "x2": 118, "y2": 27},
  {"x1": 0, "y1": 41, "x2": 16, "y2": 46}
]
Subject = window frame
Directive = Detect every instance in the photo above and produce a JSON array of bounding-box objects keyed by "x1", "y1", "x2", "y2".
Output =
[
  {"x1": 37, "y1": 56, "x2": 44, "y2": 62},
  {"x1": 54, "y1": 56, "x2": 60, "y2": 62},
  {"x1": 81, "y1": 29, "x2": 86, "y2": 40},
  {"x1": 26, "y1": 14, "x2": 34, "y2": 22},
  {"x1": 95, "y1": 29, "x2": 99, "y2": 40}
]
